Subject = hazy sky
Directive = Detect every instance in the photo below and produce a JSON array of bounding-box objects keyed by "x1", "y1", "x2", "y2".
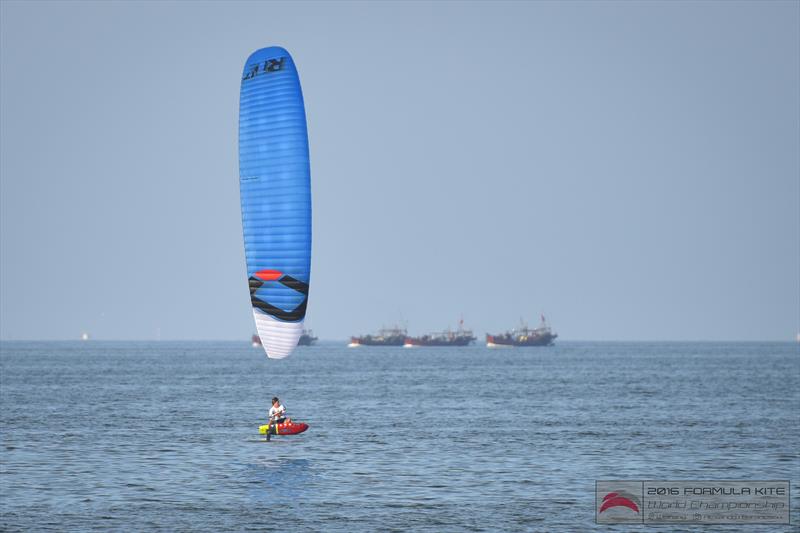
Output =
[{"x1": 1, "y1": 1, "x2": 798, "y2": 341}]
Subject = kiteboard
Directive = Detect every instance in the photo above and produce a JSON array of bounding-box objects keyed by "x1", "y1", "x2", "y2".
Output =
[{"x1": 259, "y1": 421, "x2": 309, "y2": 436}]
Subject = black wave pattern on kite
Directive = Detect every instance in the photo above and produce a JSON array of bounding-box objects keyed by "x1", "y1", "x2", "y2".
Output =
[
  {"x1": 249, "y1": 269, "x2": 308, "y2": 322},
  {"x1": 599, "y1": 491, "x2": 641, "y2": 514}
]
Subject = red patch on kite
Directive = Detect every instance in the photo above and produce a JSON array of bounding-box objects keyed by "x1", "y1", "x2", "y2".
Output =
[{"x1": 254, "y1": 269, "x2": 283, "y2": 281}]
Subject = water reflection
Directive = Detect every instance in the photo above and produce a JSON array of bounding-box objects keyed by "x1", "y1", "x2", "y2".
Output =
[{"x1": 244, "y1": 458, "x2": 314, "y2": 502}]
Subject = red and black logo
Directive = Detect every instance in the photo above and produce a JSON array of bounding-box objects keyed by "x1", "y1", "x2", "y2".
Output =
[{"x1": 249, "y1": 269, "x2": 308, "y2": 322}]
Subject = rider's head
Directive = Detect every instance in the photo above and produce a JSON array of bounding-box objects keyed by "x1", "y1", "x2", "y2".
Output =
[{"x1": 272, "y1": 397, "x2": 279, "y2": 406}]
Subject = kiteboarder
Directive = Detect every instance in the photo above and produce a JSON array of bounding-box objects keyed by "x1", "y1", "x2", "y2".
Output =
[{"x1": 266, "y1": 396, "x2": 289, "y2": 441}]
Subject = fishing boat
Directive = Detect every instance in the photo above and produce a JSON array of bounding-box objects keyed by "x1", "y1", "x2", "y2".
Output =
[
  {"x1": 298, "y1": 330, "x2": 318, "y2": 346},
  {"x1": 404, "y1": 319, "x2": 476, "y2": 347},
  {"x1": 349, "y1": 326, "x2": 407, "y2": 347},
  {"x1": 486, "y1": 315, "x2": 557, "y2": 347}
]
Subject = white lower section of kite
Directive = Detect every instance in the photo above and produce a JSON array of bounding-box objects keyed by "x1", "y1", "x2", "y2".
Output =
[{"x1": 253, "y1": 312, "x2": 304, "y2": 360}]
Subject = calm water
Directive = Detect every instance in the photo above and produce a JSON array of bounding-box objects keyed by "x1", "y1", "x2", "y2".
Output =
[{"x1": 1, "y1": 341, "x2": 798, "y2": 531}]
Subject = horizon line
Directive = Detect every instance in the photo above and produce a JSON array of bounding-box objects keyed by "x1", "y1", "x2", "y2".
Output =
[{"x1": 0, "y1": 338, "x2": 797, "y2": 344}]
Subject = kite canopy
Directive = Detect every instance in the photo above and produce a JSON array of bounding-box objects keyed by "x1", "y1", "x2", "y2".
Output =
[{"x1": 238, "y1": 47, "x2": 311, "y2": 359}]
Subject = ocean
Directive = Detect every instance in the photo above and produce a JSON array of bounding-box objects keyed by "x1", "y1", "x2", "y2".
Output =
[{"x1": 1, "y1": 341, "x2": 798, "y2": 531}]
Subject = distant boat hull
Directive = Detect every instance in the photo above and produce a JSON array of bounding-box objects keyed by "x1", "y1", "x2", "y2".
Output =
[
  {"x1": 486, "y1": 332, "x2": 557, "y2": 347},
  {"x1": 486, "y1": 341, "x2": 513, "y2": 349},
  {"x1": 298, "y1": 333, "x2": 318, "y2": 346},
  {"x1": 350, "y1": 336, "x2": 405, "y2": 346},
  {"x1": 350, "y1": 327, "x2": 407, "y2": 346},
  {"x1": 404, "y1": 335, "x2": 475, "y2": 347}
]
